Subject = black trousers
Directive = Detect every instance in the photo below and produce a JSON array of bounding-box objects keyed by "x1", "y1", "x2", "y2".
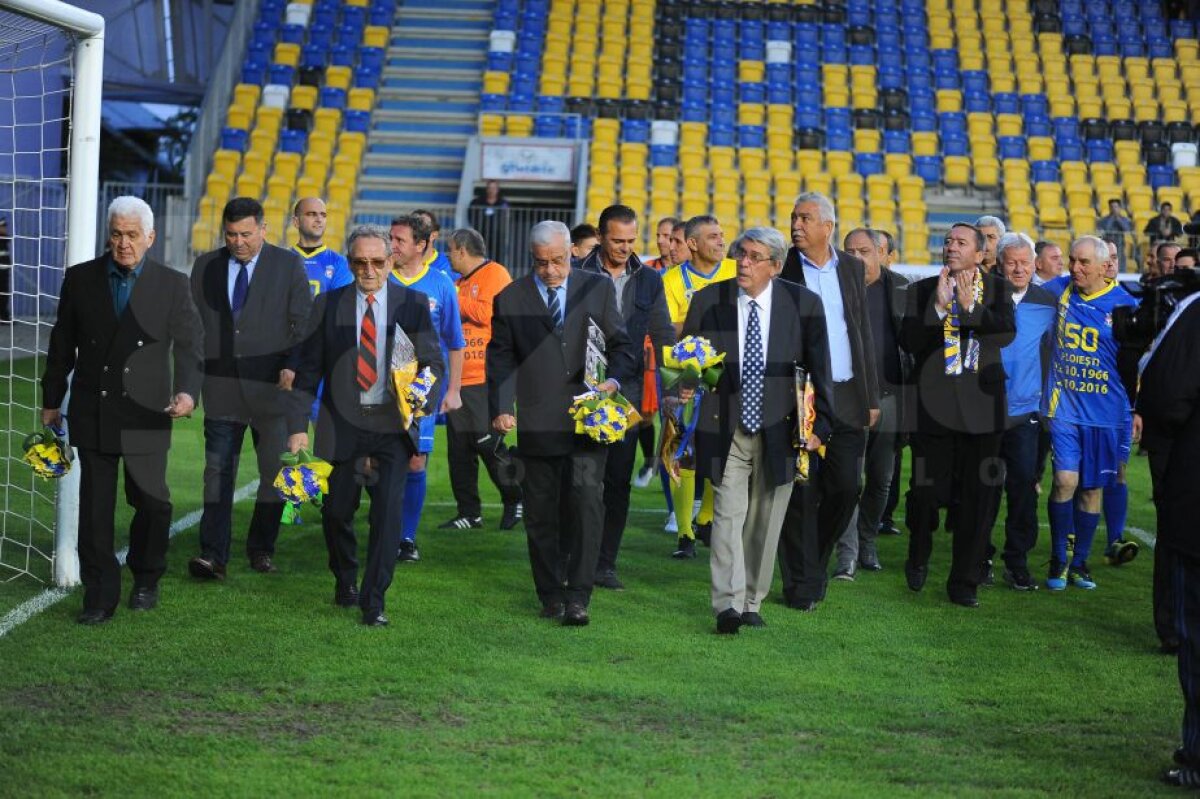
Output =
[
  {"x1": 777, "y1": 381, "x2": 867, "y2": 604},
  {"x1": 198, "y1": 415, "x2": 287, "y2": 565},
  {"x1": 521, "y1": 446, "x2": 607, "y2": 607},
  {"x1": 1172, "y1": 549, "x2": 1200, "y2": 759},
  {"x1": 1151, "y1": 447, "x2": 1177, "y2": 645},
  {"x1": 78, "y1": 447, "x2": 172, "y2": 612},
  {"x1": 597, "y1": 425, "x2": 641, "y2": 572},
  {"x1": 906, "y1": 428, "x2": 1003, "y2": 597},
  {"x1": 322, "y1": 429, "x2": 409, "y2": 616},
  {"x1": 882, "y1": 446, "x2": 903, "y2": 523},
  {"x1": 982, "y1": 414, "x2": 1042, "y2": 571},
  {"x1": 445, "y1": 383, "x2": 521, "y2": 517}
]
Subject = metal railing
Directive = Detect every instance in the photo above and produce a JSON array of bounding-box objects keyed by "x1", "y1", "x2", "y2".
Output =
[
  {"x1": 355, "y1": 205, "x2": 577, "y2": 277},
  {"x1": 97, "y1": 181, "x2": 187, "y2": 269},
  {"x1": 182, "y1": 0, "x2": 260, "y2": 220}
]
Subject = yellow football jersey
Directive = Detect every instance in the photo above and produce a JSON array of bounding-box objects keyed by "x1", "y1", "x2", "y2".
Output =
[{"x1": 662, "y1": 258, "x2": 737, "y2": 324}]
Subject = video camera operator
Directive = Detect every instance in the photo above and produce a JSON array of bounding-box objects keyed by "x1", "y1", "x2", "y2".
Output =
[{"x1": 1132, "y1": 273, "x2": 1200, "y2": 787}]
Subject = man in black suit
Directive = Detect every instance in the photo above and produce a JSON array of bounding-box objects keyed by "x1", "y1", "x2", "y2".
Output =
[
  {"x1": 286, "y1": 225, "x2": 443, "y2": 626},
  {"x1": 833, "y1": 227, "x2": 911, "y2": 577},
  {"x1": 576, "y1": 204, "x2": 674, "y2": 590},
  {"x1": 776, "y1": 192, "x2": 880, "y2": 611},
  {"x1": 189, "y1": 197, "x2": 312, "y2": 579},
  {"x1": 487, "y1": 220, "x2": 636, "y2": 626},
  {"x1": 1136, "y1": 291, "x2": 1200, "y2": 787},
  {"x1": 41, "y1": 196, "x2": 204, "y2": 624},
  {"x1": 683, "y1": 227, "x2": 834, "y2": 634},
  {"x1": 902, "y1": 223, "x2": 1016, "y2": 607}
]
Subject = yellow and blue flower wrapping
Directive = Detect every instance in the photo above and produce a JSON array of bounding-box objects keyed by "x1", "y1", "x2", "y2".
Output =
[
  {"x1": 392, "y1": 364, "x2": 437, "y2": 430},
  {"x1": 569, "y1": 390, "x2": 642, "y2": 444},
  {"x1": 22, "y1": 426, "x2": 72, "y2": 479},
  {"x1": 273, "y1": 449, "x2": 333, "y2": 506},
  {"x1": 660, "y1": 335, "x2": 726, "y2": 389}
]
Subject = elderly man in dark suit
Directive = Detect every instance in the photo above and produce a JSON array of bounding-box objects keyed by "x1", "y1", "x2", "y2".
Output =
[
  {"x1": 775, "y1": 192, "x2": 880, "y2": 612},
  {"x1": 1136, "y1": 291, "x2": 1200, "y2": 787},
  {"x1": 286, "y1": 225, "x2": 443, "y2": 626},
  {"x1": 902, "y1": 222, "x2": 1016, "y2": 608},
  {"x1": 487, "y1": 220, "x2": 636, "y2": 627},
  {"x1": 683, "y1": 227, "x2": 834, "y2": 634},
  {"x1": 189, "y1": 197, "x2": 312, "y2": 580},
  {"x1": 576, "y1": 204, "x2": 675, "y2": 590},
  {"x1": 41, "y1": 196, "x2": 204, "y2": 624}
]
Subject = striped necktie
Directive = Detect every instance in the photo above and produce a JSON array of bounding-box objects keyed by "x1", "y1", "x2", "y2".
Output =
[
  {"x1": 546, "y1": 286, "x2": 563, "y2": 329},
  {"x1": 357, "y1": 294, "x2": 377, "y2": 392}
]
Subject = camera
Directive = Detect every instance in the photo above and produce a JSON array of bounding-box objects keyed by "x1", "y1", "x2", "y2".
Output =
[{"x1": 1112, "y1": 268, "x2": 1200, "y2": 350}]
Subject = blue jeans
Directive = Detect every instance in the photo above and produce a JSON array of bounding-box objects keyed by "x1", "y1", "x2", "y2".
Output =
[{"x1": 198, "y1": 416, "x2": 286, "y2": 565}]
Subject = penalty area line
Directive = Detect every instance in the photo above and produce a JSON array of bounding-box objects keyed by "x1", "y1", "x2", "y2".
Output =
[{"x1": 0, "y1": 480, "x2": 259, "y2": 640}]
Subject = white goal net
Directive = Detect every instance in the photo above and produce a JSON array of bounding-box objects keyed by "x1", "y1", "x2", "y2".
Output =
[{"x1": 0, "y1": 0, "x2": 101, "y2": 586}]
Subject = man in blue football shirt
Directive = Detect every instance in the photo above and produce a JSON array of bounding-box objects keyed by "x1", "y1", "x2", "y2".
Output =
[
  {"x1": 389, "y1": 214, "x2": 465, "y2": 562},
  {"x1": 411, "y1": 209, "x2": 456, "y2": 281},
  {"x1": 1042, "y1": 236, "x2": 1139, "y2": 591}
]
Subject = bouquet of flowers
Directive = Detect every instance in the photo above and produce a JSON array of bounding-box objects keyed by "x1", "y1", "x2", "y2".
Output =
[
  {"x1": 273, "y1": 448, "x2": 333, "y2": 506},
  {"x1": 569, "y1": 390, "x2": 642, "y2": 444},
  {"x1": 659, "y1": 336, "x2": 726, "y2": 483},
  {"x1": 22, "y1": 425, "x2": 72, "y2": 479},
  {"x1": 388, "y1": 323, "x2": 437, "y2": 430}
]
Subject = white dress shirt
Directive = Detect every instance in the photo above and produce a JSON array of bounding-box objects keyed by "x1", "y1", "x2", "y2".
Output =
[
  {"x1": 737, "y1": 280, "x2": 774, "y2": 366},
  {"x1": 356, "y1": 282, "x2": 389, "y2": 404}
]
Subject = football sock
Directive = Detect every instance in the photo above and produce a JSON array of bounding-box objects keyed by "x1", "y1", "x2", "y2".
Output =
[
  {"x1": 695, "y1": 481, "x2": 714, "y2": 526},
  {"x1": 1103, "y1": 483, "x2": 1128, "y2": 547},
  {"x1": 401, "y1": 470, "x2": 426, "y2": 543},
  {"x1": 1071, "y1": 508, "x2": 1102, "y2": 569},
  {"x1": 673, "y1": 469, "x2": 696, "y2": 541},
  {"x1": 1048, "y1": 499, "x2": 1074, "y2": 564}
]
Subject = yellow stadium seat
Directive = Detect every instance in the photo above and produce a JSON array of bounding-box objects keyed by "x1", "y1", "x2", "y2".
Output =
[
  {"x1": 362, "y1": 25, "x2": 389, "y2": 49},
  {"x1": 944, "y1": 156, "x2": 971, "y2": 187},
  {"x1": 897, "y1": 175, "x2": 925, "y2": 203},
  {"x1": 911, "y1": 132, "x2": 939, "y2": 157},
  {"x1": 505, "y1": 115, "x2": 533, "y2": 137},
  {"x1": 682, "y1": 169, "x2": 708, "y2": 195},
  {"x1": 995, "y1": 114, "x2": 1023, "y2": 138},
  {"x1": 274, "y1": 42, "x2": 300, "y2": 67},
  {"x1": 212, "y1": 149, "x2": 241, "y2": 182},
  {"x1": 1009, "y1": 206, "x2": 1036, "y2": 232},
  {"x1": 322, "y1": 65, "x2": 351, "y2": 91},
  {"x1": 1077, "y1": 98, "x2": 1103, "y2": 119},
  {"x1": 225, "y1": 106, "x2": 252, "y2": 131},
  {"x1": 740, "y1": 149, "x2": 766, "y2": 175},
  {"x1": 823, "y1": 63, "x2": 849, "y2": 86},
  {"x1": 273, "y1": 151, "x2": 302, "y2": 183},
  {"x1": 482, "y1": 71, "x2": 510, "y2": 94},
  {"x1": 1158, "y1": 186, "x2": 1185, "y2": 210},
  {"x1": 1049, "y1": 96, "x2": 1075, "y2": 118},
  {"x1": 1039, "y1": 206, "x2": 1069, "y2": 229},
  {"x1": 974, "y1": 158, "x2": 999, "y2": 188},
  {"x1": 1105, "y1": 97, "x2": 1133, "y2": 119},
  {"x1": 739, "y1": 103, "x2": 765, "y2": 126},
  {"x1": 1028, "y1": 137, "x2": 1055, "y2": 161},
  {"x1": 852, "y1": 87, "x2": 878, "y2": 110},
  {"x1": 866, "y1": 174, "x2": 894, "y2": 204},
  {"x1": 312, "y1": 107, "x2": 341, "y2": 137},
  {"x1": 827, "y1": 151, "x2": 854, "y2": 178},
  {"x1": 775, "y1": 172, "x2": 802, "y2": 201},
  {"x1": 620, "y1": 142, "x2": 648, "y2": 168},
  {"x1": 990, "y1": 74, "x2": 1016, "y2": 94},
  {"x1": 266, "y1": 174, "x2": 294, "y2": 206},
  {"x1": 796, "y1": 149, "x2": 823, "y2": 174},
  {"x1": 1165, "y1": 100, "x2": 1189, "y2": 123},
  {"x1": 854, "y1": 129, "x2": 881, "y2": 153},
  {"x1": 235, "y1": 172, "x2": 263, "y2": 199},
  {"x1": 680, "y1": 122, "x2": 706, "y2": 149},
  {"x1": 1061, "y1": 162, "x2": 1088, "y2": 184},
  {"x1": 348, "y1": 88, "x2": 375, "y2": 112},
  {"x1": 836, "y1": 171, "x2": 864, "y2": 200},
  {"x1": 479, "y1": 114, "x2": 504, "y2": 136},
  {"x1": 1133, "y1": 100, "x2": 1160, "y2": 123},
  {"x1": 739, "y1": 60, "x2": 765, "y2": 82},
  {"x1": 960, "y1": 51, "x2": 984, "y2": 71},
  {"x1": 682, "y1": 194, "x2": 708, "y2": 219},
  {"x1": 233, "y1": 83, "x2": 261, "y2": 111},
  {"x1": 824, "y1": 86, "x2": 850, "y2": 106},
  {"x1": 1036, "y1": 182, "x2": 1063, "y2": 208},
  {"x1": 205, "y1": 173, "x2": 232, "y2": 203},
  {"x1": 710, "y1": 146, "x2": 735, "y2": 172},
  {"x1": 290, "y1": 85, "x2": 318, "y2": 111},
  {"x1": 967, "y1": 113, "x2": 993, "y2": 138},
  {"x1": 971, "y1": 138, "x2": 997, "y2": 160},
  {"x1": 936, "y1": 89, "x2": 963, "y2": 114},
  {"x1": 885, "y1": 153, "x2": 913, "y2": 181},
  {"x1": 1066, "y1": 183, "x2": 1094, "y2": 211},
  {"x1": 899, "y1": 200, "x2": 927, "y2": 227},
  {"x1": 805, "y1": 172, "x2": 833, "y2": 197},
  {"x1": 713, "y1": 169, "x2": 739, "y2": 196}
]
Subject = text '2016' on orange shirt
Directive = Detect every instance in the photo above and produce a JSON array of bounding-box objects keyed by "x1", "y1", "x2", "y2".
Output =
[{"x1": 457, "y1": 260, "x2": 512, "y2": 387}]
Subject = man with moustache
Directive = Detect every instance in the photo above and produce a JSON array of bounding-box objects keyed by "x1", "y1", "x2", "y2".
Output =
[
  {"x1": 902, "y1": 223, "x2": 1015, "y2": 608},
  {"x1": 974, "y1": 215, "x2": 1007, "y2": 273},
  {"x1": 1032, "y1": 241, "x2": 1065, "y2": 286}
]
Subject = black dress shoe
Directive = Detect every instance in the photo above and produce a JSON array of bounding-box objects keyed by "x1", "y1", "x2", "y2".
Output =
[
  {"x1": 128, "y1": 587, "x2": 158, "y2": 611},
  {"x1": 1175, "y1": 747, "x2": 1200, "y2": 768},
  {"x1": 904, "y1": 560, "x2": 928, "y2": 592},
  {"x1": 188, "y1": 556, "x2": 226, "y2": 580},
  {"x1": 76, "y1": 608, "x2": 114, "y2": 625},
  {"x1": 949, "y1": 593, "x2": 979, "y2": 608},
  {"x1": 878, "y1": 520, "x2": 901, "y2": 536},
  {"x1": 1162, "y1": 636, "x2": 1182, "y2": 655},
  {"x1": 694, "y1": 521, "x2": 712, "y2": 547},
  {"x1": 562, "y1": 602, "x2": 590, "y2": 626},
  {"x1": 334, "y1": 584, "x2": 359, "y2": 608},
  {"x1": 539, "y1": 601, "x2": 565, "y2": 619},
  {"x1": 858, "y1": 554, "x2": 883, "y2": 571},
  {"x1": 672, "y1": 537, "x2": 696, "y2": 559},
  {"x1": 499, "y1": 502, "x2": 523, "y2": 530},
  {"x1": 362, "y1": 611, "x2": 389, "y2": 627},
  {"x1": 788, "y1": 598, "x2": 819, "y2": 612},
  {"x1": 249, "y1": 553, "x2": 277, "y2": 573},
  {"x1": 594, "y1": 569, "x2": 624, "y2": 590},
  {"x1": 741, "y1": 611, "x2": 766, "y2": 628},
  {"x1": 1163, "y1": 767, "x2": 1200, "y2": 788},
  {"x1": 716, "y1": 608, "x2": 742, "y2": 634}
]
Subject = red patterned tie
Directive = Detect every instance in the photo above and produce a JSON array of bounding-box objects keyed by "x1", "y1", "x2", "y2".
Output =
[{"x1": 357, "y1": 294, "x2": 377, "y2": 392}]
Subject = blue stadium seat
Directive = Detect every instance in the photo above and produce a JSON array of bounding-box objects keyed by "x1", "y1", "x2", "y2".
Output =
[
  {"x1": 1150, "y1": 164, "x2": 1176, "y2": 190},
  {"x1": 740, "y1": 82, "x2": 766, "y2": 104},
  {"x1": 709, "y1": 124, "x2": 735, "y2": 147},
  {"x1": 1172, "y1": 20, "x2": 1196, "y2": 39},
  {"x1": 268, "y1": 63, "x2": 295, "y2": 86},
  {"x1": 1021, "y1": 94, "x2": 1049, "y2": 119},
  {"x1": 794, "y1": 22, "x2": 820, "y2": 48},
  {"x1": 767, "y1": 20, "x2": 792, "y2": 41},
  {"x1": 879, "y1": 64, "x2": 904, "y2": 91},
  {"x1": 280, "y1": 23, "x2": 305, "y2": 45},
  {"x1": 915, "y1": 155, "x2": 942, "y2": 183},
  {"x1": 320, "y1": 87, "x2": 347, "y2": 109},
  {"x1": 535, "y1": 116, "x2": 561, "y2": 138},
  {"x1": 827, "y1": 107, "x2": 853, "y2": 131},
  {"x1": 1031, "y1": 160, "x2": 1060, "y2": 183},
  {"x1": 849, "y1": 44, "x2": 874, "y2": 65},
  {"x1": 681, "y1": 102, "x2": 708, "y2": 123},
  {"x1": 932, "y1": 49, "x2": 958, "y2": 72},
  {"x1": 683, "y1": 79, "x2": 708, "y2": 105},
  {"x1": 962, "y1": 71, "x2": 989, "y2": 96},
  {"x1": 508, "y1": 94, "x2": 534, "y2": 112},
  {"x1": 942, "y1": 135, "x2": 969, "y2": 156},
  {"x1": 712, "y1": 106, "x2": 735, "y2": 128},
  {"x1": 883, "y1": 129, "x2": 910, "y2": 153},
  {"x1": 712, "y1": 84, "x2": 735, "y2": 108},
  {"x1": 241, "y1": 59, "x2": 268, "y2": 86},
  {"x1": 487, "y1": 51, "x2": 513, "y2": 71},
  {"x1": 999, "y1": 136, "x2": 1027, "y2": 159},
  {"x1": 911, "y1": 110, "x2": 937, "y2": 131},
  {"x1": 309, "y1": 22, "x2": 334, "y2": 49},
  {"x1": 738, "y1": 125, "x2": 765, "y2": 148},
  {"x1": 359, "y1": 47, "x2": 384, "y2": 72},
  {"x1": 1053, "y1": 117, "x2": 1080, "y2": 140},
  {"x1": 795, "y1": 105, "x2": 822, "y2": 129},
  {"x1": 650, "y1": 145, "x2": 678, "y2": 167},
  {"x1": 1086, "y1": 139, "x2": 1114, "y2": 162},
  {"x1": 1026, "y1": 116, "x2": 1052, "y2": 137},
  {"x1": 766, "y1": 64, "x2": 791, "y2": 88},
  {"x1": 939, "y1": 111, "x2": 967, "y2": 137},
  {"x1": 965, "y1": 92, "x2": 990, "y2": 113},
  {"x1": 221, "y1": 127, "x2": 248, "y2": 151},
  {"x1": 330, "y1": 44, "x2": 354, "y2": 67},
  {"x1": 369, "y1": 6, "x2": 392, "y2": 26},
  {"x1": 828, "y1": 129, "x2": 853, "y2": 151},
  {"x1": 280, "y1": 129, "x2": 307, "y2": 153},
  {"x1": 993, "y1": 92, "x2": 1020, "y2": 115},
  {"x1": 1120, "y1": 39, "x2": 1146, "y2": 58},
  {"x1": 622, "y1": 119, "x2": 649, "y2": 143},
  {"x1": 823, "y1": 42, "x2": 848, "y2": 63},
  {"x1": 1063, "y1": 14, "x2": 1086, "y2": 36},
  {"x1": 481, "y1": 93, "x2": 506, "y2": 112},
  {"x1": 1093, "y1": 33, "x2": 1118, "y2": 56},
  {"x1": 537, "y1": 95, "x2": 564, "y2": 113},
  {"x1": 258, "y1": 0, "x2": 284, "y2": 21},
  {"x1": 856, "y1": 152, "x2": 885, "y2": 176},
  {"x1": 1150, "y1": 39, "x2": 1174, "y2": 59},
  {"x1": 1058, "y1": 140, "x2": 1084, "y2": 161},
  {"x1": 934, "y1": 66, "x2": 959, "y2": 90}
]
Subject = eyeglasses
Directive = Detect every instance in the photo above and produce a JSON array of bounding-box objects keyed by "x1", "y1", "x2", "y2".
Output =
[
  {"x1": 736, "y1": 251, "x2": 774, "y2": 265},
  {"x1": 350, "y1": 258, "x2": 389, "y2": 269}
]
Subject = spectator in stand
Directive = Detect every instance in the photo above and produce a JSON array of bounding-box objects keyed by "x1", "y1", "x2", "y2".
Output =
[
  {"x1": 986, "y1": 232, "x2": 1057, "y2": 591},
  {"x1": 974, "y1": 215, "x2": 1007, "y2": 273},
  {"x1": 1100, "y1": 198, "x2": 1135, "y2": 273},
  {"x1": 833, "y1": 228, "x2": 909, "y2": 578},
  {"x1": 1145, "y1": 202, "x2": 1184, "y2": 247},
  {"x1": 1159, "y1": 241, "x2": 1182, "y2": 276},
  {"x1": 412, "y1": 209, "x2": 455, "y2": 280},
  {"x1": 442, "y1": 227, "x2": 523, "y2": 531},
  {"x1": 644, "y1": 217, "x2": 682, "y2": 272},
  {"x1": 468, "y1": 180, "x2": 509, "y2": 263},
  {"x1": 1032, "y1": 240, "x2": 1065, "y2": 286},
  {"x1": 577, "y1": 205, "x2": 674, "y2": 590},
  {"x1": 388, "y1": 214, "x2": 465, "y2": 563},
  {"x1": 570, "y1": 223, "x2": 599, "y2": 267}
]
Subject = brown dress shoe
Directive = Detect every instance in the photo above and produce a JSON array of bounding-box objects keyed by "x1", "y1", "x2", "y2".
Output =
[
  {"x1": 188, "y1": 556, "x2": 226, "y2": 580},
  {"x1": 249, "y1": 553, "x2": 277, "y2": 573}
]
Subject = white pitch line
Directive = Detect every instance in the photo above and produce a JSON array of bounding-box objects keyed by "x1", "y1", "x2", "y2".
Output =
[
  {"x1": 1128, "y1": 525, "x2": 1156, "y2": 551},
  {"x1": 0, "y1": 480, "x2": 259, "y2": 639}
]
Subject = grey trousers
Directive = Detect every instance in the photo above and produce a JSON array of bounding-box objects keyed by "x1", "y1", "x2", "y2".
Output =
[
  {"x1": 710, "y1": 428, "x2": 793, "y2": 616},
  {"x1": 836, "y1": 393, "x2": 901, "y2": 571}
]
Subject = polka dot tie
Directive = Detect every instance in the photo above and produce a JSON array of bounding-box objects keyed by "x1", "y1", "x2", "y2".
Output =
[{"x1": 742, "y1": 298, "x2": 764, "y2": 434}]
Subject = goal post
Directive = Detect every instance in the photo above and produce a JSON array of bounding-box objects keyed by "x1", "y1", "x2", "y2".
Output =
[{"x1": 0, "y1": 0, "x2": 102, "y2": 587}]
